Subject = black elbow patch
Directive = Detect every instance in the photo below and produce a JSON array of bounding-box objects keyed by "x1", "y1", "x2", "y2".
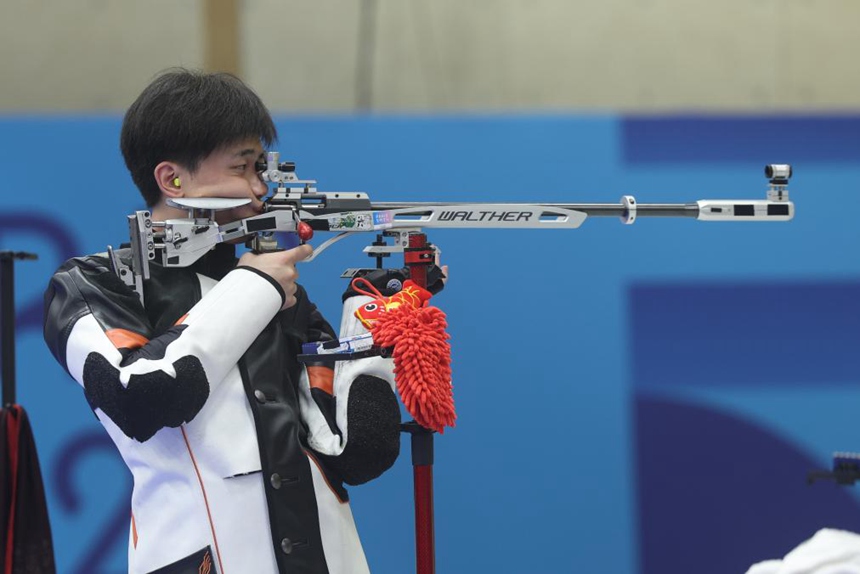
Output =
[
  {"x1": 82, "y1": 352, "x2": 210, "y2": 442},
  {"x1": 332, "y1": 375, "x2": 401, "y2": 485}
]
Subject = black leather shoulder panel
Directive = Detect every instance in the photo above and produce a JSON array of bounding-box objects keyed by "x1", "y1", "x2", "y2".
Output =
[{"x1": 44, "y1": 254, "x2": 151, "y2": 371}]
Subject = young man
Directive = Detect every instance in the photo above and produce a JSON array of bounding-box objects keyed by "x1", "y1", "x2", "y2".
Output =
[{"x1": 43, "y1": 69, "x2": 407, "y2": 574}]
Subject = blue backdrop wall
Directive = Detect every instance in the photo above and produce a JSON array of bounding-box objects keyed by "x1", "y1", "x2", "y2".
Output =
[{"x1": 1, "y1": 115, "x2": 859, "y2": 573}]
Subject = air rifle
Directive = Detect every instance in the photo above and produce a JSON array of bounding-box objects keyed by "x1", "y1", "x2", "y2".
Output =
[
  {"x1": 106, "y1": 154, "x2": 793, "y2": 574},
  {"x1": 108, "y1": 152, "x2": 793, "y2": 306}
]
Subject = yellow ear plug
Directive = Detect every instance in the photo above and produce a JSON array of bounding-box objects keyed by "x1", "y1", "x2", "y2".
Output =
[{"x1": 173, "y1": 177, "x2": 181, "y2": 188}]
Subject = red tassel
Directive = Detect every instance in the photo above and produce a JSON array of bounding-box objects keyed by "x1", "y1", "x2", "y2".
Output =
[{"x1": 370, "y1": 303, "x2": 456, "y2": 434}]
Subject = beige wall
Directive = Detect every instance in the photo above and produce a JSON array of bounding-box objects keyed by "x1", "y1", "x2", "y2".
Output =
[{"x1": 1, "y1": 0, "x2": 857, "y2": 112}]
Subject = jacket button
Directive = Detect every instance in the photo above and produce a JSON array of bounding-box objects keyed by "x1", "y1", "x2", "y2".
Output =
[
  {"x1": 281, "y1": 538, "x2": 292, "y2": 554},
  {"x1": 254, "y1": 390, "x2": 266, "y2": 404},
  {"x1": 270, "y1": 473, "x2": 282, "y2": 489}
]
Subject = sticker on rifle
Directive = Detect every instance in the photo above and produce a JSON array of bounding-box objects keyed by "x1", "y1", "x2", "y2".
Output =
[{"x1": 328, "y1": 212, "x2": 373, "y2": 230}]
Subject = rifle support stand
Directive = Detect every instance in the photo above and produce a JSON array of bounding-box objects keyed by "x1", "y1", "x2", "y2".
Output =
[
  {"x1": 402, "y1": 421, "x2": 435, "y2": 574},
  {"x1": 1, "y1": 251, "x2": 37, "y2": 407},
  {"x1": 401, "y1": 232, "x2": 437, "y2": 574}
]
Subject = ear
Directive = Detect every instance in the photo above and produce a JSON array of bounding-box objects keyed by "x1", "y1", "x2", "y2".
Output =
[{"x1": 154, "y1": 161, "x2": 184, "y2": 198}]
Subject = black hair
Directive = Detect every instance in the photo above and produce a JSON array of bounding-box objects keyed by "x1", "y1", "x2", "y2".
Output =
[{"x1": 120, "y1": 68, "x2": 277, "y2": 207}]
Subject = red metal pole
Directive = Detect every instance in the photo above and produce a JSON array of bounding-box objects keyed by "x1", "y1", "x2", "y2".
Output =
[
  {"x1": 402, "y1": 233, "x2": 436, "y2": 574},
  {"x1": 412, "y1": 436, "x2": 435, "y2": 574}
]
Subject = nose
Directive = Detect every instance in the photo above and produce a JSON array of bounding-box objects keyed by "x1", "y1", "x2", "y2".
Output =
[{"x1": 250, "y1": 175, "x2": 268, "y2": 199}]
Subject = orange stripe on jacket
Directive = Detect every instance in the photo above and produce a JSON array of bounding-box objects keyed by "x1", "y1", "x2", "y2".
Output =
[
  {"x1": 181, "y1": 427, "x2": 225, "y2": 574},
  {"x1": 105, "y1": 329, "x2": 149, "y2": 350},
  {"x1": 305, "y1": 449, "x2": 347, "y2": 504},
  {"x1": 306, "y1": 366, "x2": 334, "y2": 395},
  {"x1": 131, "y1": 513, "x2": 138, "y2": 548}
]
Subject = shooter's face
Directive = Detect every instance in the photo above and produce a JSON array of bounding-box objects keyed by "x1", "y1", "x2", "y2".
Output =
[{"x1": 180, "y1": 138, "x2": 269, "y2": 225}]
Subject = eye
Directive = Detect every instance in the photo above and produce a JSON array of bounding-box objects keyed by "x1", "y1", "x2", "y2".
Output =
[{"x1": 363, "y1": 303, "x2": 378, "y2": 312}]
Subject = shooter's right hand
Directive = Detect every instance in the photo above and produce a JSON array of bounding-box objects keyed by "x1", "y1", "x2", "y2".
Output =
[{"x1": 238, "y1": 244, "x2": 313, "y2": 309}]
